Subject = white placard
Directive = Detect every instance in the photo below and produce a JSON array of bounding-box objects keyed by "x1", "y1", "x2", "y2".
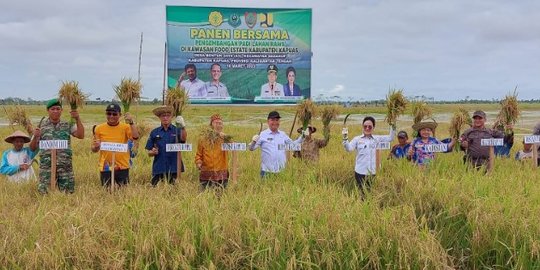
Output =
[
  {"x1": 39, "y1": 140, "x2": 69, "y2": 150},
  {"x1": 524, "y1": 135, "x2": 540, "y2": 144},
  {"x1": 481, "y1": 138, "x2": 504, "y2": 146},
  {"x1": 100, "y1": 142, "x2": 128, "y2": 152},
  {"x1": 424, "y1": 144, "x2": 448, "y2": 153},
  {"x1": 376, "y1": 142, "x2": 391, "y2": 150},
  {"x1": 166, "y1": 143, "x2": 193, "y2": 152},
  {"x1": 278, "y1": 143, "x2": 301, "y2": 151},
  {"x1": 221, "y1": 143, "x2": 247, "y2": 151}
]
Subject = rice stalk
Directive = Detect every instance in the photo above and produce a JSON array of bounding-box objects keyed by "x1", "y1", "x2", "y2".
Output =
[
  {"x1": 321, "y1": 105, "x2": 340, "y2": 127},
  {"x1": 58, "y1": 80, "x2": 89, "y2": 110},
  {"x1": 5, "y1": 105, "x2": 33, "y2": 134},
  {"x1": 385, "y1": 89, "x2": 408, "y2": 127},
  {"x1": 199, "y1": 127, "x2": 232, "y2": 146},
  {"x1": 113, "y1": 78, "x2": 142, "y2": 113},
  {"x1": 495, "y1": 89, "x2": 520, "y2": 134},
  {"x1": 297, "y1": 99, "x2": 317, "y2": 130},
  {"x1": 166, "y1": 86, "x2": 189, "y2": 116},
  {"x1": 411, "y1": 101, "x2": 432, "y2": 125},
  {"x1": 449, "y1": 108, "x2": 472, "y2": 139}
]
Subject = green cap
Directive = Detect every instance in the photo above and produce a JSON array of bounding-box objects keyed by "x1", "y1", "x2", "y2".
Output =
[{"x1": 46, "y1": 98, "x2": 62, "y2": 109}]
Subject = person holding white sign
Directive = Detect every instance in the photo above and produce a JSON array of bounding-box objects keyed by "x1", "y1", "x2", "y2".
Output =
[
  {"x1": 145, "y1": 106, "x2": 187, "y2": 186},
  {"x1": 342, "y1": 116, "x2": 395, "y2": 197},
  {"x1": 0, "y1": 130, "x2": 39, "y2": 182},
  {"x1": 407, "y1": 121, "x2": 455, "y2": 166},
  {"x1": 91, "y1": 103, "x2": 139, "y2": 187},
  {"x1": 249, "y1": 111, "x2": 305, "y2": 178},
  {"x1": 515, "y1": 139, "x2": 534, "y2": 162},
  {"x1": 30, "y1": 99, "x2": 84, "y2": 194},
  {"x1": 459, "y1": 110, "x2": 504, "y2": 170},
  {"x1": 292, "y1": 125, "x2": 329, "y2": 162},
  {"x1": 195, "y1": 114, "x2": 230, "y2": 190}
]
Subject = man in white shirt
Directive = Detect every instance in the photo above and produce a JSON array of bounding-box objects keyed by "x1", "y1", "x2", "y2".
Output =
[
  {"x1": 342, "y1": 116, "x2": 395, "y2": 197},
  {"x1": 249, "y1": 111, "x2": 306, "y2": 177},
  {"x1": 177, "y1": 63, "x2": 206, "y2": 98},
  {"x1": 260, "y1": 64, "x2": 284, "y2": 97},
  {"x1": 205, "y1": 63, "x2": 229, "y2": 98}
]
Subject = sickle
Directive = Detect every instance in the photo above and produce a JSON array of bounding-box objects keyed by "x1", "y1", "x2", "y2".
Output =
[
  {"x1": 258, "y1": 122, "x2": 263, "y2": 135},
  {"x1": 343, "y1": 113, "x2": 351, "y2": 126},
  {"x1": 38, "y1": 116, "x2": 46, "y2": 128}
]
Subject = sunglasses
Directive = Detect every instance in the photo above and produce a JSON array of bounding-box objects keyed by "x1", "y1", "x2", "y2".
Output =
[
  {"x1": 363, "y1": 125, "x2": 373, "y2": 129},
  {"x1": 106, "y1": 112, "x2": 119, "y2": 116}
]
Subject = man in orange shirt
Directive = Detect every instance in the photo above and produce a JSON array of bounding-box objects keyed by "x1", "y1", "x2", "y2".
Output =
[
  {"x1": 91, "y1": 103, "x2": 139, "y2": 187},
  {"x1": 195, "y1": 114, "x2": 230, "y2": 190}
]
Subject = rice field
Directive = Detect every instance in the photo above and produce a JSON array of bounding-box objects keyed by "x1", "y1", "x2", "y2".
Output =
[{"x1": 0, "y1": 104, "x2": 539, "y2": 269}]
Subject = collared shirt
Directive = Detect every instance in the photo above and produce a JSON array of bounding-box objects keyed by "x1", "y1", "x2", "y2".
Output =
[
  {"x1": 343, "y1": 128, "x2": 395, "y2": 175},
  {"x1": 249, "y1": 128, "x2": 303, "y2": 173},
  {"x1": 205, "y1": 81, "x2": 229, "y2": 98},
  {"x1": 461, "y1": 127, "x2": 504, "y2": 159},
  {"x1": 145, "y1": 125, "x2": 184, "y2": 176},
  {"x1": 95, "y1": 122, "x2": 133, "y2": 171},
  {"x1": 180, "y1": 78, "x2": 206, "y2": 97},
  {"x1": 260, "y1": 82, "x2": 284, "y2": 97},
  {"x1": 390, "y1": 143, "x2": 411, "y2": 159},
  {"x1": 0, "y1": 147, "x2": 37, "y2": 182},
  {"x1": 410, "y1": 137, "x2": 443, "y2": 165}
]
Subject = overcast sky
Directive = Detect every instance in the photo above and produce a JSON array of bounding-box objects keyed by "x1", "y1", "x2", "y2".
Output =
[{"x1": 1, "y1": 0, "x2": 539, "y2": 101}]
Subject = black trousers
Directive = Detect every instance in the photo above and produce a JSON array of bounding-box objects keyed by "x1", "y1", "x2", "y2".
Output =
[
  {"x1": 151, "y1": 173, "x2": 177, "y2": 186},
  {"x1": 354, "y1": 172, "x2": 374, "y2": 197},
  {"x1": 100, "y1": 169, "x2": 129, "y2": 187}
]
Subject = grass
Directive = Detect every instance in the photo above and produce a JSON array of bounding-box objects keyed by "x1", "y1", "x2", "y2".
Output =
[{"x1": 0, "y1": 104, "x2": 539, "y2": 269}]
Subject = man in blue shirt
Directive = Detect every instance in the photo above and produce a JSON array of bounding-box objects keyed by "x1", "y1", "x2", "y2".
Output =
[
  {"x1": 390, "y1": 131, "x2": 410, "y2": 159},
  {"x1": 145, "y1": 106, "x2": 187, "y2": 186}
]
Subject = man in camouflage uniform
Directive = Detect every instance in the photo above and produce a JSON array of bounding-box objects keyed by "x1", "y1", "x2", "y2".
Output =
[
  {"x1": 293, "y1": 125, "x2": 330, "y2": 162},
  {"x1": 30, "y1": 99, "x2": 85, "y2": 194}
]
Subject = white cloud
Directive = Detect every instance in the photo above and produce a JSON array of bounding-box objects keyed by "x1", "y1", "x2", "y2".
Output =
[{"x1": 328, "y1": 84, "x2": 345, "y2": 94}]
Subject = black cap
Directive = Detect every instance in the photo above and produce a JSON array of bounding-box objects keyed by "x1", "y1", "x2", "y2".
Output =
[
  {"x1": 472, "y1": 110, "x2": 486, "y2": 119},
  {"x1": 397, "y1": 131, "x2": 408, "y2": 138},
  {"x1": 105, "y1": 103, "x2": 121, "y2": 113},
  {"x1": 267, "y1": 64, "x2": 278, "y2": 73},
  {"x1": 267, "y1": 111, "x2": 281, "y2": 119}
]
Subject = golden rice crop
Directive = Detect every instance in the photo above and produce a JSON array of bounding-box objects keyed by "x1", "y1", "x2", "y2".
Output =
[
  {"x1": 4, "y1": 105, "x2": 33, "y2": 134},
  {"x1": 166, "y1": 86, "x2": 189, "y2": 116},
  {"x1": 113, "y1": 78, "x2": 142, "y2": 113},
  {"x1": 199, "y1": 126, "x2": 232, "y2": 145},
  {"x1": 411, "y1": 101, "x2": 432, "y2": 124},
  {"x1": 58, "y1": 80, "x2": 88, "y2": 110},
  {"x1": 297, "y1": 99, "x2": 317, "y2": 129},
  {"x1": 320, "y1": 105, "x2": 340, "y2": 127},
  {"x1": 495, "y1": 89, "x2": 520, "y2": 132},
  {"x1": 449, "y1": 108, "x2": 472, "y2": 139},
  {"x1": 385, "y1": 89, "x2": 408, "y2": 127}
]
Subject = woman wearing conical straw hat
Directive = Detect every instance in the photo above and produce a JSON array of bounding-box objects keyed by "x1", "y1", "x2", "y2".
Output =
[
  {"x1": 407, "y1": 120, "x2": 455, "y2": 166},
  {"x1": 1, "y1": 130, "x2": 39, "y2": 182}
]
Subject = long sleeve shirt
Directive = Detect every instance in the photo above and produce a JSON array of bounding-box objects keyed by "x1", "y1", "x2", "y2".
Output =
[
  {"x1": 249, "y1": 128, "x2": 303, "y2": 173},
  {"x1": 0, "y1": 147, "x2": 37, "y2": 182},
  {"x1": 195, "y1": 136, "x2": 228, "y2": 181},
  {"x1": 460, "y1": 127, "x2": 504, "y2": 159},
  {"x1": 343, "y1": 128, "x2": 395, "y2": 175}
]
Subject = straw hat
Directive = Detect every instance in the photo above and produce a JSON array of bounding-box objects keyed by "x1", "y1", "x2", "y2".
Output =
[
  {"x1": 152, "y1": 106, "x2": 174, "y2": 117},
  {"x1": 412, "y1": 120, "x2": 438, "y2": 132},
  {"x1": 5, "y1": 130, "x2": 31, "y2": 144}
]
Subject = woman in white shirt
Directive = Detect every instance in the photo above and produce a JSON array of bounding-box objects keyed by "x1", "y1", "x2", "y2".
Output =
[{"x1": 342, "y1": 116, "x2": 395, "y2": 197}]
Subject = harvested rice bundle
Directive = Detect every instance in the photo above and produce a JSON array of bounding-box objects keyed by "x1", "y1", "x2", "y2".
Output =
[
  {"x1": 411, "y1": 101, "x2": 432, "y2": 125},
  {"x1": 297, "y1": 99, "x2": 317, "y2": 130},
  {"x1": 495, "y1": 89, "x2": 520, "y2": 134},
  {"x1": 5, "y1": 105, "x2": 33, "y2": 134},
  {"x1": 199, "y1": 127, "x2": 232, "y2": 146},
  {"x1": 166, "y1": 86, "x2": 189, "y2": 117},
  {"x1": 58, "y1": 80, "x2": 88, "y2": 110},
  {"x1": 385, "y1": 89, "x2": 407, "y2": 128},
  {"x1": 449, "y1": 108, "x2": 472, "y2": 139},
  {"x1": 321, "y1": 105, "x2": 340, "y2": 127},
  {"x1": 113, "y1": 78, "x2": 142, "y2": 113}
]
